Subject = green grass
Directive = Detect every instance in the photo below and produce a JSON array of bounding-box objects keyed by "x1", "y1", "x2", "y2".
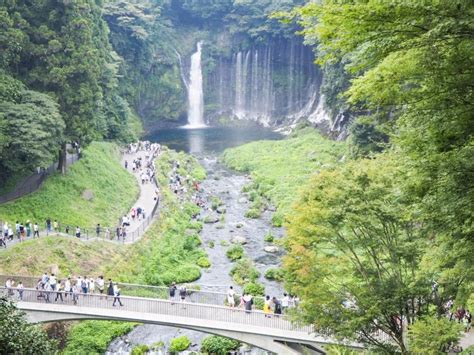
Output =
[
  {"x1": 226, "y1": 244, "x2": 245, "y2": 261},
  {"x1": 0, "y1": 142, "x2": 139, "y2": 228},
  {"x1": 222, "y1": 128, "x2": 346, "y2": 223}
]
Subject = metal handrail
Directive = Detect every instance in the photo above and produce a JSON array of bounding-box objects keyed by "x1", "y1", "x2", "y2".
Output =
[
  {"x1": 0, "y1": 275, "x2": 267, "y2": 307},
  {"x1": 0, "y1": 287, "x2": 314, "y2": 334}
]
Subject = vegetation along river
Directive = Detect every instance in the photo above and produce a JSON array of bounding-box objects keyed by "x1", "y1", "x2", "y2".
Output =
[{"x1": 108, "y1": 126, "x2": 284, "y2": 354}]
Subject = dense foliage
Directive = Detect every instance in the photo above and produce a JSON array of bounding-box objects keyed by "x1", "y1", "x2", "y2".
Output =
[
  {"x1": 200, "y1": 335, "x2": 240, "y2": 354},
  {"x1": 0, "y1": 297, "x2": 57, "y2": 354},
  {"x1": 273, "y1": 1, "x2": 474, "y2": 352},
  {"x1": 0, "y1": 0, "x2": 139, "y2": 183},
  {"x1": 63, "y1": 320, "x2": 136, "y2": 354}
]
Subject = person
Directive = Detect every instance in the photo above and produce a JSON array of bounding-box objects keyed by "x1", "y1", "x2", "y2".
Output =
[
  {"x1": 72, "y1": 284, "x2": 80, "y2": 305},
  {"x1": 81, "y1": 276, "x2": 88, "y2": 294},
  {"x1": 49, "y1": 273, "x2": 57, "y2": 291},
  {"x1": 65, "y1": 225, "x2": 70, "y2": 235},
  {"x1": 112, "y1": 284, "x2": 123, "y2": 306},
  {"x1": 263, "y1": 295, "x2": 272, "y2": 318},
  {"x1": 179, "y1": 285, "x2": 187, "y2": 302},
  {"x1": 33, "y1": 222, "x2": 39, "y2": 238},
  {"x1": 125, "y1": 160, "x2": 128, "y2": 169},
  {"x1": 282, "y1": 293, "x2": 290, "y2": 313},
  {"x1": 243, "y1": 293, "x2": 253, "y2": 314},
  {"x1": 105, "y1": 227, "x2": 110, "y2": 240},
  {"x1": 65, "y1": 277, "x2": 72, "y2": 299},
  {"x1": 26, "y1": 220, "x2": 31, "y2": 238},
  {"x1": 46, "y1": 218, "x2": 52, "y2": 234},
  {"x1": 19, "y1": 223, "x2": 25, "y2": 240},
  {"x1": 227, "y1": 286, "x2": 236, "y2": 308},
  {"x1": 55, "y1": 280, "x2": 64, "y2": 302},
  {"x1": 97, "y1": 276, "x2": 105, "y2": 296},
  {"x1": 273, "y1": 296, "x2": 282, "y2": 317},
  {"x1": 8, "y1": 226, "x2": 14, "y2": 241},
  {"x1": 5, "y1": 278, "x2": 13, "y2": 297},
  {"x1": 43, "y1": 280, "x2": 52, "y2": 303},
  {"x1": 88, "y1": 277, "x2": 95, "y2": 294},
  {"x1": 15, "y1": 221, "x2": 20, "y2": 239},
  {"x1": 96, "y1": 224, "x2": 101, "y2": 238},
  {"x1": 41, "y1": 272, "x2": 49, "y2": 288},
  {"x1": 75, "y1": 226, "x2": 81, "y2": 238},
  {"x1": 294, "y1": 295, "x2": 300, "y2": 308},
  {"x1": 0, "y1": 232, "x2": 6, "y2": 248},
  {"x1": 17, "y1": 281, "x2": 24, "y2": 301},
  {"x1": 107, "y1": 279, "x2": 114, "y2": 299},
  {"x1": 53, "y1": 220, "x2": 59, "y2": 233},
  {"x1": 169, "y1": 282, "x2": 177, "y2": 304}
]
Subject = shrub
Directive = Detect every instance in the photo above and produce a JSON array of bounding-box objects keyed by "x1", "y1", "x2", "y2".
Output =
[
  {"x1": 264, "y1": 233, "x2": 274, "y2": 242},
  {"x1": 220, "y1": 240, "x2": 229, "y2": 246},
  {"x1": 197, "y1": 256, "x2": 211, "y2": 268},
  {"x1": 264, "y1": 267, "x2": 285, "y2": 281},
  {"x1": 230, "y1": 259, "x2": 260, "y2": 285},
  {"x1": 169, "y1": 336, "x2": 191, "y2": 352},
  {"x1": 245, "y1": 208, "x2": 261, "y2": 219},
  {"x1": 200, "y1": 335, "x2": 240, "y2": 353},
  {"x1": 243, "y1": 282, "x2": 265, "y2": 296},
  {"x1": 271, "y1": 212, "x2": 284, "y2": 227},
  {"x1": 131, "y1": 344, "x2": 149, "y2": 355},
  {"x1": 226, "y1": 245, "x2": 244, "y2": 261}
]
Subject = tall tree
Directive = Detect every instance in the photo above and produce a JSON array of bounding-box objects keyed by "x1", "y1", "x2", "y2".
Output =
[{"x1": 284, "y1": 155, "x2": 431, "y2": 353}]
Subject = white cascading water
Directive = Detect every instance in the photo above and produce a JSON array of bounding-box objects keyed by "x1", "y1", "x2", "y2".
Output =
[{"x1": 185, "y1": 41, "x2": 205, "y2": 128}]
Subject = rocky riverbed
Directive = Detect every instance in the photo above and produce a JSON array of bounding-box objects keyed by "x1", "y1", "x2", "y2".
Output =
[{"x1": 107, "y1": 155, "x2": 285, "y2": 354}]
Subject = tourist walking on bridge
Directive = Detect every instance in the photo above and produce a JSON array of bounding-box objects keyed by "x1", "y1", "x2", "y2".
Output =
[{"x1": 112, "y1": 283, "x2": 123, "y2": 306}]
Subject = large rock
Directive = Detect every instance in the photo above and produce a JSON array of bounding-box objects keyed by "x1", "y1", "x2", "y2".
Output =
[
  {"x1": 238, "y1": 197, "x2": 247, "y2": 204},
  {"x1": 216, "y1": 206, "x2": 227, "y2": 214},
  {"x1": 231, "y1": 236, "x2": 247, "y2": 245},
  {"x1": 82, "y1": 189, "x2": 94, "y2": 201},
  {"x1": 203, "y1": 214, "x2": 219, "y2": 224},
  {"x1": 264, "y1": 246, "x2": 279, "y2": 253}
]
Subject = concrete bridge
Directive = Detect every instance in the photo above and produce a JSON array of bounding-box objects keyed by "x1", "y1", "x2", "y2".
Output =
[{"x1": 2, "y1": 287, "x2": 364, "y2": 354}]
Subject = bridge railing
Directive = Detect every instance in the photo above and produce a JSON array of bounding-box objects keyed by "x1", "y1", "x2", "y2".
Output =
[
  {"x1": 0, "y1": 287, "x2": 314, "y2": 334},
  {"x1": 0, "y1": 275, "x2": 264, "y2": 307}
]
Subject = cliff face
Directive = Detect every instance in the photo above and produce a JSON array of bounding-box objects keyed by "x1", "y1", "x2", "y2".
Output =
[{"x1": 203, "y1": 38, "x2": 322, "y2": 126}]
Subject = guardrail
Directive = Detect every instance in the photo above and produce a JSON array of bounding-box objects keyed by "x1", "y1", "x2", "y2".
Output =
[
  {"x1": 0, "y1": 287, "x2": 313, "y2": 334},
  {"x1": 0, "y1": 155, "x2": 79, "y2": 204},
  {"x1": 0, "y1": 275, "x2": 265, "y2": 307}
]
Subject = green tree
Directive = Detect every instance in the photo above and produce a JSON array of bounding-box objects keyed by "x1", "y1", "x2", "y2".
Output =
[
  {"x1": 284, "y1": 155, "x2": 431, "y2": 353},
  {"x1": 408, "y1": 317, "x2": 462, "y2": 354},
  {"x1": 0, "y1": 74, "x2": 64, "y2": 182},
  {"x1": 0, "y1": 297, "x2": 57, "y2": 353}
]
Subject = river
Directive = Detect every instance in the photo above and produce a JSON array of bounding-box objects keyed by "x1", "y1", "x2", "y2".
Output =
[{"x1": 107, "y1": 126, "x2": 284, "y2": 354}]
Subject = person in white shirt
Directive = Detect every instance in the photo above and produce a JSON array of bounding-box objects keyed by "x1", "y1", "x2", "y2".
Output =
[
  {"x1": 33, "y1": 223, "x2": 39, "y2": 238},
  {"x1": 49, "y1": 274, "x2": 57, "y2": 291},
  {"x1": 282, "y1": 293, "x2": 290, "y2": 313},
  {"x1": 96, "y1": 276, "x2": 105, "y2": 296},
  {"x1": 17, "y1": 281, "x2": 24, "y2": 301},
  {"x1": 112, "y1": 284, "x2": 123, "y2": 306},
  {"x1": 65, "y1": 278, "x2": 72, "y2": 299},
  {"x1": 227, "y1": 286, "x2": 236, "y2": 308},
  {"x1": 88, "y1": 277, "x2": 95, "y2": 293}
]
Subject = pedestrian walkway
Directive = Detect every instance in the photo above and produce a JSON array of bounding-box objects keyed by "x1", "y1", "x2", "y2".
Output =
[{"x1": 0, "y1": 144, "x2": 160, "y2": 249}]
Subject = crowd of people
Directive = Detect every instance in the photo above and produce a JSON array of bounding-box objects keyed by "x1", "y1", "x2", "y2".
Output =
[
  {"x1": 0, "y1": 141, "x2": 162, "y2": 248},
  {"x1": 4, "y1": 274, "x2": 124, "y2": 307},
  {"x1": 446, "y1": 299, "x2": 472, "y2": 333}
]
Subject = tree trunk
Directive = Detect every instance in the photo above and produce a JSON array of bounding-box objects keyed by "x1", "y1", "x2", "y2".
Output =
[{"x1": 57, "y1": 143, "x2": 67, "y2": 174}]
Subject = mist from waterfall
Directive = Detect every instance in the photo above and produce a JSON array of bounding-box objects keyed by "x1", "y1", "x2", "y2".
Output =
[{"x1": 185, "y1": 41, "x2": 205, "y2": 128}]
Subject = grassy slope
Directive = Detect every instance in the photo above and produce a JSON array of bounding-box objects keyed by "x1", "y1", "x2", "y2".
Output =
[
  {"x1": 0, "y1": 142, "x2": 139, "y2": 228},
  {"x1": 0, "y1": 148, "x2": 207, "y2": 284},
  {"x1": 222, "y1": 128, "x2": 346, "y2": 222}
]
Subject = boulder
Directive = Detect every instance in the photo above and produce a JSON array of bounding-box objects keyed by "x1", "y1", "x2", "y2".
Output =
[
  {"x1": 203, "y1": 214, "x2": 219, "y2": 224},
  {"x1": 236, "y1": 222, "x2": 244, "y2": 229},
  {"x1": 238, "y1": 197, "x2": 247, "y2": 204},
  {"x1": 264, "y1": 246, "x2": 279, "y2": 253},
  {"x1": 231, "y1": 236, "x2": 247, "y2": 245},
  {"x1": 216, "y1": 206, "x2": 227, "y2": 214},
  {"x1": 82, "y1": 189, "x2": 94, "y2": 201}
]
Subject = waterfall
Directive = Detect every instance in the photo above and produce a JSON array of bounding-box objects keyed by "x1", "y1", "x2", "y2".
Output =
[
  {"x1": 251, "y1": 50, "x2": 259, "y2": 114},
  {"x1": 234, "y1": 52, "x2": 244, "y2": 118},
  {"x1": 185, "y1": 41, "x2": 205, "y2": 128}
]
